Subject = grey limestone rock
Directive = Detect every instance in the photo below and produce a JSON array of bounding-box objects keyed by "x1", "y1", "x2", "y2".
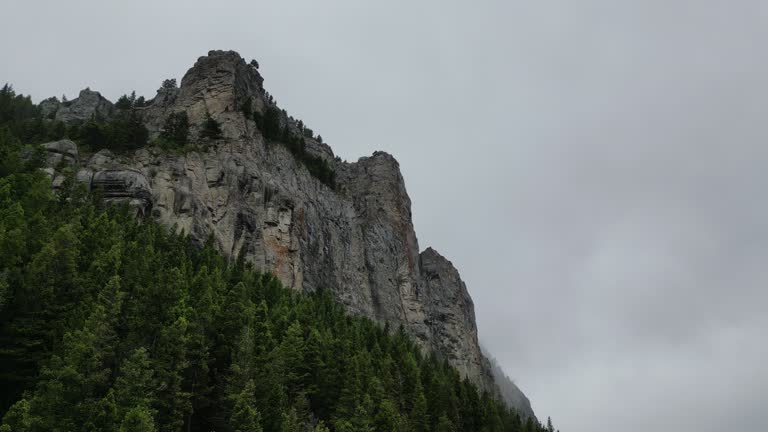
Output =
[
  {"x1": 420, "y1": 247, "x2": 491, "y2": 389},
  {"x1": 39, "y1": 97, "x2": 61, "y2": 119},
  {"x1": 91, "y1": 169, "x2": 152, "y2": 216},
  {"x1": 486, "y1": 352, "x2": 537, "y2": 420},
  {"x1": 42, "y1": 139, "x2": 78, "y2": 167},
  {"x1": 55, "y1": 88, "x2": 115, "y2": 123},
  {"x1": 139, "y1": 50, "x2": 266, "y2": 141},
  {"x1": 40, "y1": 142, "x2": 151, "y2": 216}
]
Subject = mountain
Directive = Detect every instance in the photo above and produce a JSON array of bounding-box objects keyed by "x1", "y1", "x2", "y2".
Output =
[
  {"x1": 0, "y1": 128, "x2": 550, "y2": 431},
  {"x1": 8, "y1": 50, "x2": 535, "y2": 420}
]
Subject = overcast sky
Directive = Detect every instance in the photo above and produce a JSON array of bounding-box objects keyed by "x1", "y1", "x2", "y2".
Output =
[{"x1": 3, "y1": 1, "x2": 767, "y2": 430}]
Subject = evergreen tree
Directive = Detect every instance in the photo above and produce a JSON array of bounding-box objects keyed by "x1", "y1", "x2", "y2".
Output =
[
  {"x1": 411, "y1": 388, "x2": 429, "y2": 432},
  {"x1": 229, "y1": 380, "x2": 263, "y2": 432},
  {"x1": 280, "y1": 407, "x2": 303, "y2": 432},
  {"x1": 0, "y1": 399, "x2": 31, "y2": 432},
  {"x1": 119, "y1": 405, "x2": 157, "y2": 432},
  {"x1": 160, "y1": 79, "x2": 177, "y2": 90},
  {"x1": 312, "y1": 421, "x2": 330, "y2": 432},
  {"x1": 113, "y1": 348, "x2": 155, "y2": 422},
  {"x1": 436, "y1": 415, "x2": 456, "y2": 432},
  {"x1": 199, "y1": 115, "x2": 222, "y2": 140},
  {"x1": 275, "y1": 321, "x2": 308, "y2": 400},
  {"x1": 21, "y1": 276, "x2": 124, "y2": 431},
  {"x1": 160, "y1": 111, "x2": 189, "y2": 146},
  {"x1": 153, "y1": 313, "x2": 192, "y2": 432},
  {"x1": 241, "y1": 99, "x2": 253, "y2": 117},
  {"x1": 374, "y1": 399, "x2": 407, "y2": 432}
]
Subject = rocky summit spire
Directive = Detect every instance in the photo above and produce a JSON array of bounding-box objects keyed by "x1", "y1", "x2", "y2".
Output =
[
  {"x1": 139, "y1": 50, "x2": 267, "y2": 139},
  {"x1": 38, "y1": 50, "x2": 535, "y2": 418}
]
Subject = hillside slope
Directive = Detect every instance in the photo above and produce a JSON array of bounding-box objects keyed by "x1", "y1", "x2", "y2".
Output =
[
  {"x1": 4, "y1": 50, "x2": 536, "y2": 418},
  {"x1": 0, "y1": 118, "x2": 550, "y2": 431}
]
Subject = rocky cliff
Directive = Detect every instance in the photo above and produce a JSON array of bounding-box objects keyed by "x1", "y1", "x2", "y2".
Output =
[
  {"x1": 485, "y1": 351, "x2": 537, "y2": 420},
  {"x1": 39, "y1": 50, "x2": 532, "y2": 417}
]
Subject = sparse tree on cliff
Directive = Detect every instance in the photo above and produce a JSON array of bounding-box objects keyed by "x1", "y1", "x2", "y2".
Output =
[{"x1": 160, "y1": 79, "x2": 177, "y2": 90}]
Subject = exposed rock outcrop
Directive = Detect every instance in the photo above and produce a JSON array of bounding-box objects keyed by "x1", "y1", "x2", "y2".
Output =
[
  {"x1": 90, "y1": 169, "x2": 153, "y2": 216},
  {"x1": 38, "y1": 50, "x2": 533, "y2": 414},
  {"x1": 420, "y1": 248, "x2": 492, "y2": 388},
  {"x1": 486, "y1": 351, "x2": 537, "y2": 419},
  {"x1": 39, "y1": 97, "x2": 61, "y2": 119},
  {"x1": 53, "y1": 88, "x2": 115, "y2": 123},
  {"x1": 42, "y1": 139, "x2": 78, "y2": 167},
  {"x1": 139, "y1": 50, "x2": 264, "y2": 139}
]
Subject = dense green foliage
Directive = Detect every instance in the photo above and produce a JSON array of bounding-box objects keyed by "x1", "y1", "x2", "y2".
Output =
[
  {"x1": 71, "y1": 90, "x2": 149, "y2": 151},
  {"x1": 0, "y1": 85, "x2": 553, "y2": 432},
  {"x1": 115, "y1": 91, "x2": 148, "y2": 110},
  {"x1": 161, "y1": 79, "x2": 178, "y2": 91},
  {"x1": 160, "y1": 111, "x2": 190, "y2": 147},
  {"x1": 0, "y1": 84, "x2": 149, "y2": 153},
  {"x1": 248, "y1": 103, "x2": 336, "y2": 188},
  {"x1": 68, "y1": 111, "x2": 149, "y2": 152},
  {"x1": 4, "y1": 83, "x2": 333, "y2": 189},
  {"x1": 0, "y1": 85, "x2": 67, "y2": 146}
]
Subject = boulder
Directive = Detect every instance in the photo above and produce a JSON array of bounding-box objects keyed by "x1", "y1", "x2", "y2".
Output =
[{"x1": 42, "y1": 139, "x2": 79, "y2": 167}]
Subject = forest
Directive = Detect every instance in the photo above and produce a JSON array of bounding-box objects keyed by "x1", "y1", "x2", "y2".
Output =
[{"x1": 0, "y1": 84, "x2": 554, "y2": 432}]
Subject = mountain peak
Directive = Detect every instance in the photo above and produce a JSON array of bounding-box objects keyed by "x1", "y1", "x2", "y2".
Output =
[{"x1": 32, "y1": 52, "x2": 534, "y2": 415}]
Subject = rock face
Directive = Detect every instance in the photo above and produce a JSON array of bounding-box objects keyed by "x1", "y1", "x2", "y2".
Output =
[
  {"x1": 39, "y1": 97, "x2": 61, "y2": 119},
  {"x1": 53, "y1": 88, "x2": 115, "y2": 123},
  {"x1": 138, "y1": 50, "x2": 265, "y2": 139},
  {"x1": 420, "y1": 248, "x2": 492, "y2": 387},
  {"x1": 486, "y1": 352, "x2": 537, "y2": 419},
  {"x1": 38, "y1": 50, "x2": 533, "y2": 415},
  {"x1": 42, "y1": 139, "x2": 78, "y2": 167}
]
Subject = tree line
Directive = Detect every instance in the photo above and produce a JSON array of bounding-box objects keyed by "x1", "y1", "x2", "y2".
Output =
[{"x1": 244, "y1": 100, "x2": 336, "y2": 189}]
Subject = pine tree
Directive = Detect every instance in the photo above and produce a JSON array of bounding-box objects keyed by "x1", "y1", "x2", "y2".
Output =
[
  {"x1": 374, "y1": 399, "x2": 407, "y2": 432},
  {"x1": 114, "y1": 348, "x2": 155, "y2": 421},
  {"x1": 229, "y1": 380, "x2": 263, "y2": 432},
  {"x1": 153, "y1": 313, "x2": 192, "y2": 432},
  {"x1": 410, "y1": 387, "x2": 429, "y2": 432},
  {"x1": 312, "y1": 421, "x2": 330, "y2": 432},
  {"x1": 280, "y1": 407, "x2": 304, "y2": 432},
  {"x1": 0, "y1": 398, "x2": 31, "y2": 432},
  {"x1": 199, "y1": 115, "x2": 223, "y2": 140},
  {"x1": 436, "y1": 415, "x2": 456, "y2": 432},
  {"x1": 119, "y1": 405, "x2": 157, "y2": 432},
  {"x1": 275, "y1": 321, "x2": 308, "y2": 400},
  {"x1": 160, "y1": 79, "x2": 177, "y2": 90},
  {"x1": 225, "y1": 325, "x2": 256, "y2": 412},
  {"x1": 160, "y1": 111, "x2": 189, "y2": 146},
  {"x1": 90, "y1": 390, "x2": 119, "y2": 432},
  {"x1": 19, "y1": 276, "x2": 124, "y2": 431}
]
